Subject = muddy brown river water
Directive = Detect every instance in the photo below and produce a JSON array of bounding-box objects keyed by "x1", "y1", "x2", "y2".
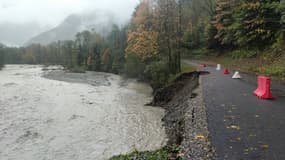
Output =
[{"x1": 0, "y1": 65, "x2": 167, "y2": 160}]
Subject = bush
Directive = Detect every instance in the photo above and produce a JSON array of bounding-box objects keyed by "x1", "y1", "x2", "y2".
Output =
[
  {"x1": 144, "y1": 60, "x2": 170, "y2": 90},
  {"x1": 124, "y1": 54, "x2": 145, "y2": 78},
  {"x1": 0, "y1": 50, "x2": 4, "y2": 70},
  {"x1": 258, "y1": 64, "x2": 285, "y2": 78},
  {"x1": 69, "y1": 66, "x2": 86, "y2": 73},
  {"x1": 230, "y1": 49, "x2": 258, "y2": 59},
  {"x1": 109, "y1": 146, "x2": 176, "y2": 160}
]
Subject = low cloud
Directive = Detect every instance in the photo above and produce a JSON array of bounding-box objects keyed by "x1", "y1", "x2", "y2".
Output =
[{"x1": 0, "y1": 0, "x2": 139, "y2": 26}]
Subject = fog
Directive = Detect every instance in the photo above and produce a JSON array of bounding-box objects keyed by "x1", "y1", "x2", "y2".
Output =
[
  {"x1": 0, "y1": 0, "x2": 139, "y2": 46},
  {"x1": 0, "y1": 0, "x2": 139, "y2": 26}
]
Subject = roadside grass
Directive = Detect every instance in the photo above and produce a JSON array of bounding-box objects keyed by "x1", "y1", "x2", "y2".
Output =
[
  {"x1": 168, "y1": 62, "x2": 196, "y2": 83},
  {"x1": 184, "y1": 49, "x2": 285, "y2": 81},
  {"x1": 109, "y1": 146, "x2": 178, "y2": 160},
  {"x1": 211, "y1": 55, "x2": 285, "y2": 80}
]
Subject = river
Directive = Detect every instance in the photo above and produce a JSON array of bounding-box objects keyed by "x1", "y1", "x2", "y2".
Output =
[{"x1": 0, "y1": 65, "x2": 167, "y2": 160}]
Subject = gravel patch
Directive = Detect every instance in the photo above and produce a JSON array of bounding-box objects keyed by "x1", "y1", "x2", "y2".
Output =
[{"x1": 179, "y1": 78, "x2": 215, "y2": 160}]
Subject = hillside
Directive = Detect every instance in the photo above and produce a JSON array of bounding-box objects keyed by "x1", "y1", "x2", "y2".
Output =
[{"x1": 25, "y1": 11, "x2": 120, "y2": 45}]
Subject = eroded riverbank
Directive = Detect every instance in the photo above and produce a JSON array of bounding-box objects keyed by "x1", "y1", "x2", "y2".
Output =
[
  {"x1": 149, "y1": 71, "x2": 214, "y2": 159},
  {"x1": 111, "y1": 71, "x2": 215, "y2": 160},
  {"x1": 0, "y1": 65, "x2": 167, "y2": 160}
]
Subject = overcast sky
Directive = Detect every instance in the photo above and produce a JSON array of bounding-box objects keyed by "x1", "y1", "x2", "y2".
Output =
[{"x1": 0, "y1": 0, "x2": 139, "y2": 27}]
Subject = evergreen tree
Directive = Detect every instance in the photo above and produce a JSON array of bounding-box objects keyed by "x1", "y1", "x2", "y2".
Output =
[
  {"x1": 212, "y1": 0, "x2": 238, "y2": 48},
  {"x1": 0, "y1": 45, "x2": 4, "y2": 69},
  {"x1": 235, "y1": 0, "x2": 280, "y2": 48},
  {"x1": 280, "y1": 0, "x2": 285, "y2": 42}
]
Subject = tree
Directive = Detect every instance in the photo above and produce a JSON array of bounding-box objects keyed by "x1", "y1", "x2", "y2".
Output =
[
  {"x1": 0, "y1": 44, "x2": 4, "y2": 69},
  {"x1": 126, "y1": 0, "x2": 159, "y2": 61},
  {"x1": 155, "y1": 0, "x2": 181, "y2": 73},
  {"x1": 234, "y1": 0, "x2": 280, "y2": 48},
  {"x1": 280, "y1": 0, "x2": 285, "y2": 43},
  {"x1": 101, "y1": 48, "x2": 112, "y2": 71},
  {"x1": 107, "y1": 25, "x2": 128, "y2": 73},
  {"x1": 125, "y1": 30, "x2": 159, "y2": 61},
  {"x1": 212, "y1": 0, "x2": 238, "y2": 48}
]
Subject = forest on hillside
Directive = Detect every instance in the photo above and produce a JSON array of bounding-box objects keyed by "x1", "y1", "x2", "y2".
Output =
[{"x1": 1, "y1": 0, "x2": 285, "y2": 86}]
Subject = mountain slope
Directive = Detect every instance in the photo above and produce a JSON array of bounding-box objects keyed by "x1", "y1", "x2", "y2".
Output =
[
  {"x1": 0, "y1": 22, "x2": 50, "y2": 46},
  {"x1": 26, "y1": 11, "x2": 120, "y2": 45}
]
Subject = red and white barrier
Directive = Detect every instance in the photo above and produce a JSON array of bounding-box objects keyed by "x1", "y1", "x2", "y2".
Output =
[
  {"x1": 254, "y1": 76, "x2": 275, "y2": 100},
  {"x1": 224, "y1": 68, "x2": 229, "y2": 75},
  {"x1": 216, "y1": 64, "x2": 221, "y2": 70},
  {"x1": 232, "y1": 71, "x2": 241, "y2": 79}
]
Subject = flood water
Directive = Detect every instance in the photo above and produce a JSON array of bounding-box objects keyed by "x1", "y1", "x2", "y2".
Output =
[{"x1": 0, "y1": 65, "x2": 167, "y2": 160}]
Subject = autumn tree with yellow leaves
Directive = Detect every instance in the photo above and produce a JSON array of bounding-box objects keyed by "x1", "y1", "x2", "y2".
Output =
[{"x1": 125, "y1": 0, "x2": 159, "y2": 61}]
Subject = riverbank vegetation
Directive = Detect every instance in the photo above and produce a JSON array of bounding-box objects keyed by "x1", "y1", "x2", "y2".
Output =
[
  {"x1": 0, "y1": 43, "x2": 4, "y2": 69},
  {"x1": 110, "y1": 146, "x2": 179, "y2": 160}
]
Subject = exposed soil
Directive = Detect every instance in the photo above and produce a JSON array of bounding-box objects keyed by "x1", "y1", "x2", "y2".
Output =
[{"x1": 148, "y1": 71, "x2": 215, "y2": 159}]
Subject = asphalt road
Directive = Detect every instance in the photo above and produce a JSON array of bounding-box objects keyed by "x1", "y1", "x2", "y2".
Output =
[{"x1": 188, "y1": 62, "x2": 285, "y2": 160}]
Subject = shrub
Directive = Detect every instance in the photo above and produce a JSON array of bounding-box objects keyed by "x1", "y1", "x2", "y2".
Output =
[
  {"x1": 69, "y1": 66, "x2": 86, "y2": 73},
  {"x1": 109, "y1": 146, "x2": 175, "y2": 160},
  {"x1": 0, "y1": 49, "x2": 4, "y2": 69},
  {"x1": 230, "y1": 49, "x2": 258, "y2": 59},
  {"x1": 124, "y1": 54, "x2": 145, "y2": 78},
  {"x1": 144, "y1": 60, "x2": 170, "y2": 90},
  {"x1": 258, "y1": 64, "x2": 285, "y2": 78}
]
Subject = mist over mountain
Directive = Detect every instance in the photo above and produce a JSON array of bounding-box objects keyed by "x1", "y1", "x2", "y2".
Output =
[
  {"x1": 0, "y1": 22, "x2": 50, "y2": 46},
  {"x1": 25, "y1": 11, "x2": 126, "y2": 45}
]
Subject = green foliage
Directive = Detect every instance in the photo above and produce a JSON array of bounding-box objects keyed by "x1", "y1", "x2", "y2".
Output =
[
  {"x1": 124, "y1": 54, "x2": 145, "y2": 78},
  {"x1": 234, "y1": 0, "x2": 280, "y2": 48},
  {"x1": 183, "y1": 20, "x2": 208, "y2": 48},
  {"x1": 0, "y1": 48, "x2": 4, "y2": 69},
  {"x1": 257, "y1": 63, "x2": 285, "y2": 78},
  {"x1": 109, "y1": 146, "x2": 173, "y2": 160},
  {"x1": 22, "y1": 51, "x2": 36, "y2": 64},
  {"x1": 168, "y1": 63, "x2": 195, "y2": 83},
  {"x1": 229, "y1": 49, "x2": 258, "y2": 59},
  {"x1": 111, "y1": 53, "x2": 125, "y2": 74},
  {"x1": 271, "y1": 34, "x2": 284, "y2": 55},
  {"x1": 69, "y1": 65, "x2": 86, "y2": 73},
  {"x1": 206, "y1": 23, "x2": 220, "y2": 49},
  {"x1": 144, "y1": 60, "x2": 170, "y2": 89}
]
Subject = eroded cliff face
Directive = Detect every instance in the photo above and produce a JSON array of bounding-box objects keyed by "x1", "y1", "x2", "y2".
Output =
[{"x1": 149, "y1": 71, "x2": 215, "y2": 159}]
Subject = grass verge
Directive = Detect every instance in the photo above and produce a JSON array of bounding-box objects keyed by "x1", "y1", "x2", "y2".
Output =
[
  {"x1": 109, "y1": 146, "x2": 179, "y2": 160},
  {"x1": 168, "y1": 62, "x2": 196, "y2": 83},
  {"x1": 183, "y1": 48, "x2": 285, "y2": 81}
]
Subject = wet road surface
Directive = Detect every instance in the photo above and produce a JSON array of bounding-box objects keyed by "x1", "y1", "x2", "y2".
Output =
[{"x1": 197, "y1": 64, "x2": 285, "y2": 160}]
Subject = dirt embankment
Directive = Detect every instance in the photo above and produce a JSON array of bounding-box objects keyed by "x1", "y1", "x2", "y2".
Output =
[{"x1": 148, "y1": 71, "x2": 215, "y2": 159}]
